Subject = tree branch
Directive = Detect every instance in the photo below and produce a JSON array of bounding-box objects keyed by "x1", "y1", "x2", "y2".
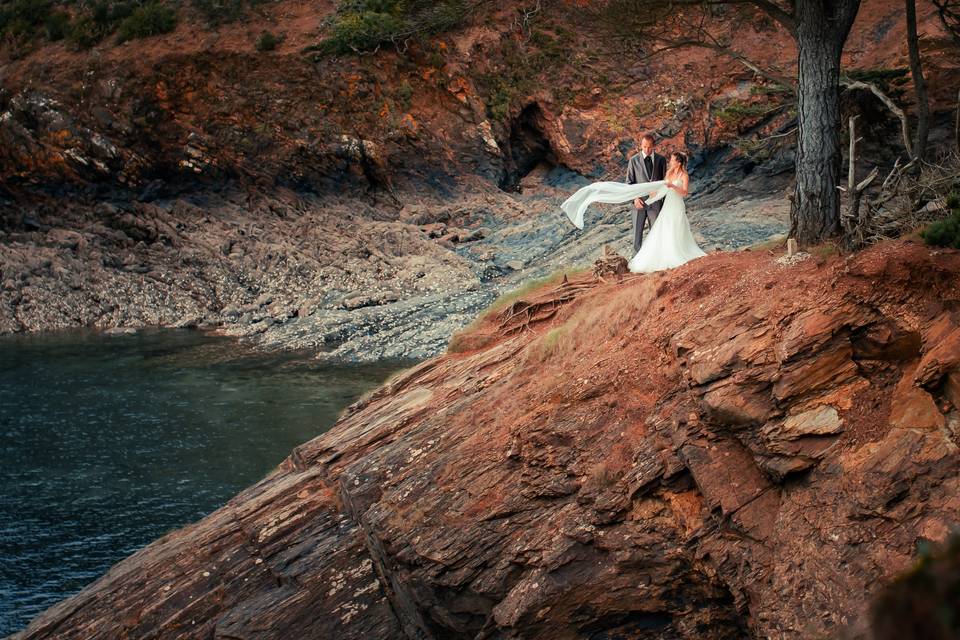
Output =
[
  {"x1": 840, "y1": 77, "x2": 914, "y2": 159},
  {"x1": 642, "y1": 34, "x2": 796, "y2": 90},
  {"x1": 655, "y1": 0, "x2": 797, "y2": 35},
  {"x1": 931, "y1": 0, "x2": 960, "y2": 45}
]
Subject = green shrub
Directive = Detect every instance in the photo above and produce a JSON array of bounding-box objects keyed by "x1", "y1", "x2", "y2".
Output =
[
  {"x1": 632, "y1": 101, "x2": 655, "y2": 118},
  {"x1": 0, "y1": 0, "x2": 52, "y2": 39},
  {"x1": 67, "y1": 14, "x2": 103, "y2": 48},
  {"x1": 396, "y1": 80, "x2": 413, "y2": 109},
  {"x1": 4, "y1": 16, "x2": 33, "y2": 38},
  {"x1": 477, "y1": 37, "x2": 566, "y2": 120},
  {"x1": 921, "y1": 194, "x2": 960, "y2": 249},
  {"x1": 8, "y1": 0, "x2": 50, "y2": 26},
  {"x1": 314, "y1": 0, "x2": 467, "y2": 55},
  {"x1": 714, "y1": 99, "x2": 773, "y2": 124},
  {"x1": 116, "y1": 2, "x2": 177, "y2": 42},
  {"x1": 323, "y1": 10, "x2": 405, "y2": 53},
  {"x1": 255, "y1": 29, "x2": 282, "y2": 51},
  {"x1": 44, "y1": 10, "x2": 69, "y2": 40}
]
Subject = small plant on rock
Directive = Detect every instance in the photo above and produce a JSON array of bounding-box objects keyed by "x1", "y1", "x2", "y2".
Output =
[
  {"x1": 921, "y1": 193, "x2": 960, "y2": 249},
  {"x1": 115, "y1": 2, "x2": 177, "y2": 43},
  {"x1": 255, "y1": 29, "x2": 283, "y2": 51}
]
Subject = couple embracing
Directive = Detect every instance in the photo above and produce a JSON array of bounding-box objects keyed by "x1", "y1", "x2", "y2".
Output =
[{"x1": 562, "y1": 133, "x2": 706, "y2": 273}]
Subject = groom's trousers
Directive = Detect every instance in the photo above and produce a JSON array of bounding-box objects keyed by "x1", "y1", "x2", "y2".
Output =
[{"x1": 632, "y1": 204, "x2": 661, "y2": 254}]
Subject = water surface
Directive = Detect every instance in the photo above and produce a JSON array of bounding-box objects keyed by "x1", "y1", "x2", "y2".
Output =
[{"x1": 0, "y1": 329, "x2": 407, "y2": 635}]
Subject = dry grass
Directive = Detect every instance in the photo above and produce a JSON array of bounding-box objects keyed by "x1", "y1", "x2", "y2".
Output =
[
  {"x1": 446, "y1": 268, "x2": 589, "y2": 354},
  {"x1": 809, "y1": 241, "x2": 843, "y2": 259},
  {"x1": 745, "y1": 234, "x2": 788, "y2": 252},
  {"x1": 523, "y1": 324, "x2": 569, "y2": 364},
  {"x1": 487, "y1": 268, "x2": 590, "y2": 314},
  {"x1": 517, "y1": 273, "x2": 660, "y2": 367}
]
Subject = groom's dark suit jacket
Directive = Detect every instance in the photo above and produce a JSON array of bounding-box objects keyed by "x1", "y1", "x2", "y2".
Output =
[{"x1": 626, "y1": 151, "x2": 668, "y2": 215}]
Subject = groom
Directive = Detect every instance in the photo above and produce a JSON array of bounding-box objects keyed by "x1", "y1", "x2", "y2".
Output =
[{"x1": 626, "y1": 133, "x2": 667, "y2": 253}]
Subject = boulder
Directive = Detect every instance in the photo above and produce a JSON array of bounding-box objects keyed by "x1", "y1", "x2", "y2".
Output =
[
  {"x1": 505, "y1": 260, "x2": 525, "y2": 271},
  {"x1": 46, "y1": 228, "x2": 85, "y2": 250},
  {"x1": 890, "y1": 368, "x2": 945, "y2": 431}
]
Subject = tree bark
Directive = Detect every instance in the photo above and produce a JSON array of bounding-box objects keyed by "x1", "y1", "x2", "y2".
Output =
[
  {"x1": 790, "y1": 0, "x2": 861, "y2": 246},
  {"x1": 955, "y1": 87, "x2": 960, "y2": 153},
  {"x1": 905, "y1": 0, "x2": 930, "y2": 161}
]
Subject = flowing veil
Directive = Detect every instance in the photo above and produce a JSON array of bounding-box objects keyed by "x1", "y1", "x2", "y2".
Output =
[
  {"x1": 561, "y1": 177, "x2": 706, "y2": 273},
  {"x1": 561, "y1": 180, "x2": 668, "y2": 229}
]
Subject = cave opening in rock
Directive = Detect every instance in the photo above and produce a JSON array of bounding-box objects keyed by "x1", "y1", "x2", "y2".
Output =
[{"x1": 499, "y1": 103, "x2": 559, "y2": 192}]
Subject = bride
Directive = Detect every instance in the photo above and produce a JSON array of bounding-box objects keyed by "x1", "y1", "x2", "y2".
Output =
[{"x1": 561, "y1": 151, "x2": 706, "y2": 273}]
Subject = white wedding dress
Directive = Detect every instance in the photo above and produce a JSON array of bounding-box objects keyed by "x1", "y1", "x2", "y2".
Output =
[{"x1": 561, "y1": 179, "x2": 706, "y2": 273}]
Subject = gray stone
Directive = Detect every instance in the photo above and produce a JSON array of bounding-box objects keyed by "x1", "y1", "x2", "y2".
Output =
[{"x1": 222, "y1": 304, "x2": 241, "y2": 318}]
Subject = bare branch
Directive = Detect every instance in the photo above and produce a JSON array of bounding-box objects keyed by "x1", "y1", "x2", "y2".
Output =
[
  {"x1": 514, "y1": 0, "x2": 542, "y2": 39},
  {"x1": 857, "y1": 167, "x2": 879, "y2": 192},
  {"x1": 643, "y1": 35, "x2": 796, "y2": 90},
  {"x1": 879, "y1": 157, "x2": 904, "y2": 194},
  {"x1": 840, "y1": 114, "x2": 877, "y2": 249},
  {"x1": 931, "y1": 0, "x2": 960, "y2": 45},
  {"x1": 840, "y1": 77, "x2": 914, "y2": 159}
]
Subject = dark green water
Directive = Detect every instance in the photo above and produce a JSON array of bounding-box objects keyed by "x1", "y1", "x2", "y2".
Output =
[{"x1": 0, "y1": 329, "x2": 407, "y2": 636}]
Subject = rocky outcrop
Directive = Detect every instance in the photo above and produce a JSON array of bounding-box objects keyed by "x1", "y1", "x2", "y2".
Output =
[
  {"x1": 0, "y1": 171, "x2": 796, "y2": 359},
  {"x1": 1, "y1": 0, "x2": 956, "y2": 357},
  {"x1": 12, "y1": 239, "x2": 960, "y2": 639}
]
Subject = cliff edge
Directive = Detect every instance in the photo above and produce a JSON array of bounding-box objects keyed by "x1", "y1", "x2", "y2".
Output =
[{"x1": 12, "y1": 239, "x2": 960, "y2": 639}]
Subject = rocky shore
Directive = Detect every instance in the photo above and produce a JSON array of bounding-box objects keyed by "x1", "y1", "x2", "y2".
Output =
[
  {"x1": 0, "y1": 165, "x2": 790, "y2": 361},
  {"x1": 11, "y1": 238, "x2": 960, "y2": 639},
  {"x1": 3, "y1": 0, "x2": 944, "y2": 362}
]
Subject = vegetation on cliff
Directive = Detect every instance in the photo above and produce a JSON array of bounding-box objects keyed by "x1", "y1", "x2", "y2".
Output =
[
  {"x1": 923, "y1": 192, "x2": 960, "y2": 248},
  {"x1": 311, "y1": 0, "x2": 469, "y2": 55},
  {"x1": 0, "y1": 0, "x2": 179, "y2": 51}
]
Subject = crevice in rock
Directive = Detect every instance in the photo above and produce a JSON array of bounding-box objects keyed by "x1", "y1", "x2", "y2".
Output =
[
  {"x1": 498, "y1": 103, "x2": 558, "y2": 192},
  {"x1": 337, "y1": 476, "x2": 436, "y2": 640}
]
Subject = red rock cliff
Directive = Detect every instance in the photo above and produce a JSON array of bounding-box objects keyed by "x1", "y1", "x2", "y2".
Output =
[{"x1": 12, "y1": 238, "x2": 960, "y2": 639}]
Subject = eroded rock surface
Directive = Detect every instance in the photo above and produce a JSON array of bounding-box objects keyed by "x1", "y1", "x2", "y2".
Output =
[{"x1": 12, "y1": 240, "x2": 960, "y2": 639}]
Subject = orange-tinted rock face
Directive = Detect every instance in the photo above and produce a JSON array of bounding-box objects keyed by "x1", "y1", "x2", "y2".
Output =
[
  {"x1": 14, "y1": 239, "x2": 960, "y2": 640},
  {"x1": 0, "y1": 0, "x2": 956, "y2": 196}
]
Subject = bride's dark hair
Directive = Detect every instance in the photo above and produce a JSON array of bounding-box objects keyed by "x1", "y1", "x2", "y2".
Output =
[{"x1": 670, "y1": 151, "x2": 688, "y2": 169}]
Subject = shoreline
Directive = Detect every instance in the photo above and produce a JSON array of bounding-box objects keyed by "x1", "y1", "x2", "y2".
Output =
[{"x1": 0, "y1": 175, "x2": 791, "y2": 361}]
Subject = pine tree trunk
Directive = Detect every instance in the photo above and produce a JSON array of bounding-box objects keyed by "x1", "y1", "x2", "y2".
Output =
[
  {"x1": 790, "y1": 0, "x2": 861, "y2": 246},
  {"x1": 906, "y1": 0, "x2": 930, "y2": 161}
]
